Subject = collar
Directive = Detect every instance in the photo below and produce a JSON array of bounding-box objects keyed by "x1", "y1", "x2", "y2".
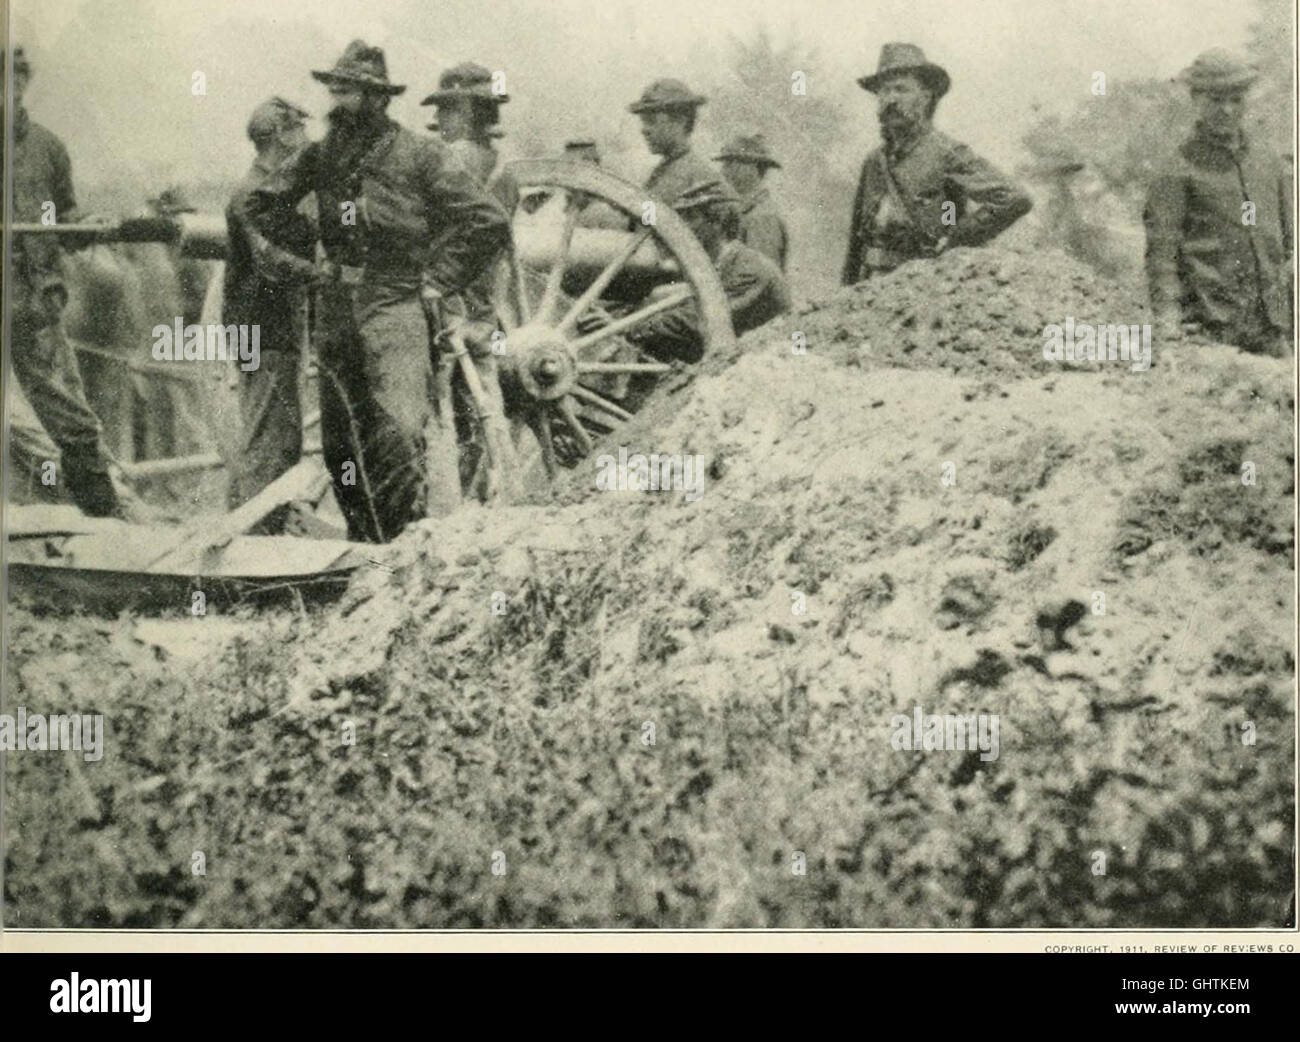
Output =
[{"x1": 656, "y1": 141, "x2": 691, "y2": 165}]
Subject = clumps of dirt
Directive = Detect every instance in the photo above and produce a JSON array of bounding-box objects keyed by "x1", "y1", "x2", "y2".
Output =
[
  {"x1": 788, "y1": 246, "x2": 1151, "y2": 377},
  {"x1": 5, "y1": 245, "x2": 1294, "y2": 930}
]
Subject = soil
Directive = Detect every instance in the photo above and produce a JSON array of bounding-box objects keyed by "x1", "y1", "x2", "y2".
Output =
[{"x1": 4, "y1": 245, "x2": 1294, "y2": 928}]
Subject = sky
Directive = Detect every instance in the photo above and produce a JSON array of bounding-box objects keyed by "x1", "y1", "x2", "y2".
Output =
[{"x1": 8, "y1": 0, "x2": 1273, "y2": 201}]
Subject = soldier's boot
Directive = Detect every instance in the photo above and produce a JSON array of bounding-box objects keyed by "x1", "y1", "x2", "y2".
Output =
[{"x1": 60, "y1": 451, "x2": 121, "y2": 518}]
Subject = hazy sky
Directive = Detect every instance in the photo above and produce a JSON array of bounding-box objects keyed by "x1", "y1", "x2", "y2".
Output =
[{"x1": 8, "y1": 0, "x2": 1275, "y2": 196}]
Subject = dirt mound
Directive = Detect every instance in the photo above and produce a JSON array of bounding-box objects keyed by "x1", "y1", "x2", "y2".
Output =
[
  {"x1": 790, "y1": 245, "x2": 1150, "y2": 378},
  {"x1": 5, "y1": 249, "x2": 1294, "y2": 928}
]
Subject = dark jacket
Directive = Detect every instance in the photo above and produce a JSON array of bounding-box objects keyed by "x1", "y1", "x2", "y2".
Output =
[
  {"x1": 224, "y1": 154, "x2": 317, "y2": 350},
  {"x1": 842, "y1": 126, "x2": 1032, "y2": 284},
  {"x1": 5, "y1": 107, "x2": 78, "y2": 303},
  {"x1": 1143, "y1": 128, "x2": 1293, "y2": 337},
  {"x1": 241, "y1": 116, "x2": 510, "y2": 295}
]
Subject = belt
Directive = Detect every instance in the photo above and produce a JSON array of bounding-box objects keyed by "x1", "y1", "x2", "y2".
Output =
[{"x1": 321, "y1": 260, "x2": 422, "y2": 286}]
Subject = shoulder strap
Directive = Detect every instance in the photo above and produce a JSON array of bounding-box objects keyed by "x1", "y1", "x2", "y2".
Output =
[{"x1": 876, "y1": 149, "x2": 932, "y2": 242}]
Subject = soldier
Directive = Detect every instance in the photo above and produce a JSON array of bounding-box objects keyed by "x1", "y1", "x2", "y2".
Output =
[
  {"x1": 842, "y1": 43, "x2": 1032, "y2": 284},
  {"x1": 626, "y1": 178, "x2": 791, "y2": 365},
  {"x1": 420, "y1": 62, "x2": 519, "y2": 214},
  {"x1": 224, "y1": 97, "x2": 317, "y2": 531},
  {"x1": 238, "y1": 40, "x2": 511, "y2": 543},
  {"x1": 715, "y1": 133, "x2": 789, "y2": 271},
  {"x1": 628, "y1": 79, "x2": 717, "y2": 206},
  {"x1": 1143, "y1": 49, "x2": 1293, "y2": 355},
  {"x1": 2, "y1": 45, "x2": 121, "y2": 516}
]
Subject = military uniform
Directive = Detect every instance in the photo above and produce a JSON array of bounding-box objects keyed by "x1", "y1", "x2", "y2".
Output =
[
  {"x1": 628, "y1": 240, "x2": 791, "y2": 363},
  {"x1": 1143, "y1": 52, "x2": 1293, "y2": 355},
  {"x1": 842, "y1": 127, "x2": 1032, "y2": 283},
  {"x1": 644, "y1": 144, "x2": 720, "y2": 206},
  {"x1": 738, "y1": 187, "x2": 789, "y2": 271},
  {"x1": 842, "y1": 44, "x2": 1031, "y2": 284},
  {"x1": 224, "y1": 101, "x2": 319, "y2": 526},
  {"x1": 241, "y1": 42, "x2": 510, "y2": 543},
  {"x1": 715, "y1": 134, "x2": 789, "y2": 271},
  {"x1": 3, "y1": 80, "x2": 119, "y2": 516}
]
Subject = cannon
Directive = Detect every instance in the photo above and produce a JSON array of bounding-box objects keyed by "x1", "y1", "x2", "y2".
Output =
[{"x1": 4, "y1": 161, "x2": 735, "y2": 608}]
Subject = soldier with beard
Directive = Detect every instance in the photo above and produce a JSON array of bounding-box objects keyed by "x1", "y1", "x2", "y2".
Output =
[
  {"x1": 238, "y1": 40, "x2": 510, "y2": 543},
  {"x1": 2, "y1": 45, "x2": 121, "y2": 516},
  {"x1": 842, "y1": 44, "x2": 1031, "y2": 284}
]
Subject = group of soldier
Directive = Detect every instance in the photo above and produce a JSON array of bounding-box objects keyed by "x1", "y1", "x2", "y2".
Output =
[{"x1": 3, "y1": 37, "x2": 1293, "y2": 543}]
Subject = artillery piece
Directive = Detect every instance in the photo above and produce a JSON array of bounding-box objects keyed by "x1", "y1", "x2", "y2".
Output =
[{"x1": 3, "y1": 160, "x2": 736, "y2": 609}]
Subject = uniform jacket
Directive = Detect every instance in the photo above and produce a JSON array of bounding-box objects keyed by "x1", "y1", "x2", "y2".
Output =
[
  {"x1": 739, "y1": 186, "x2": 789, "y2": 271},
  {"x1": 448, "y1": 138, "x2": 520, "y2": 214},
  {"x1": 242, "y1": 116, "x2": 510, "y2": 297},
  {"x1": 5, "y1": 107, "x2": 78, "y2": 302},
  {"x1": 1143, "y1": 127, "x2": 1293, "y2": 334},
  {"x1": 629, "y1": 240, "x2": 790, "y2": 362},
  {"x1": 224, "y1": 154, "x2": 317, "y2": 351},
  {"x1": 644, "y1": 144, "x2": 720, "y2": 206},
  {"x1": 841, "y1": 126, "x2": 1032, "y2": 284}
]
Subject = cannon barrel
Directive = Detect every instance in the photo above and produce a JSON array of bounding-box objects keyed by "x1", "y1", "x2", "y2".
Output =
[{"x1": 4, "y1": 213, "x2": 229, "y2": 260}]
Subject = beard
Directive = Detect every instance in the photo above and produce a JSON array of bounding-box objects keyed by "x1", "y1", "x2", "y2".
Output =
[{"x1": 327, "y1": 99, "x2": 384, "y2": 139}]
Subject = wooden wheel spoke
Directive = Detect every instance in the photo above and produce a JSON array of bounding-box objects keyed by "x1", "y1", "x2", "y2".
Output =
[
  {"x1": 575, "y1": 361, "x2": 672, "y2": 376},
  {"x1": 569, "y1": 287, "x2": 693, "y2": 352},
  {"x1": 569, "y1": 383, "x2": 633, "y2": 423},
  {"x1": 555, "y1": 396, "x2": 594, "y2": 456},
  {"x1": 537, "y1": 201, "x2": 579, "y2": 323},
  {"x1": 556, "y1": 226, "x2": 654, "y2": 335}
]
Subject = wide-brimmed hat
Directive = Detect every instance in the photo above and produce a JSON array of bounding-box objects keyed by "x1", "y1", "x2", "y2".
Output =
[
  {"x1": 312, "y1": 40, "x2": 406, "y2": 95},
  {"x1": 421, "y1": 62, "x2": 509, "y2": 106},
  {"x1": 148, "y1": 186, "x2": 197, "y2": 215},
  {"x1": 857, "y1": 43, "x2": 950, "y2": 99},
  {"x1": 247, "y1": 96, "x2": 309, "y2": 142},
  {"x1": 714, "y1": 133, "x2": 781, "y2": 169},
  {"x1": 628, "y1": 79, "x2": 707, "y2": 114},
  {"x1": 1179, "y1": 48, "x2": 1257, "y2": 92}
]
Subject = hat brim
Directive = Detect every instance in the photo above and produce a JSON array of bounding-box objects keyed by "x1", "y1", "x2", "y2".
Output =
[
  {"x1": 420, "y1": 89, "x2": 509, "y2": 106},
  {"x1": 312, "y1": 70, "x2": 406, "y2": 95},
  {"x1": 857, "y1": 63, "x2": 950, "y2": 98},
  {"x1": 628, "y1": 98, "x2": 707, "y2": 114},
  {"x1": 1181, "y1": 73, "x2": 1257, "y2": 92},
  {"x1": 714, "y1": 153, "x2": 781, "y2": 169}
]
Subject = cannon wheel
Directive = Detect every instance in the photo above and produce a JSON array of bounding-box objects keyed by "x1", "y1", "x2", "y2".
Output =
[{"x1": 462, "y1": 159, "x2": 735, "y2": 497}]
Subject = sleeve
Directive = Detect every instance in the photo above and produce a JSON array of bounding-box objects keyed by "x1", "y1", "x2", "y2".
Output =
[
  {"x1": 417, "y1": 140, "x2": 512, "y2": 293},
  {"x1": 944, "y1": 142, "x2": 1033, "y2": 248},
  {"x1": 1142, "y1": 169, "x2": 1188, "y2": 325},
  {"x1": 228, "y1": 198, "x2": 316, "y2": 287},
  {"x1": 238, "y1": 143, "x2": 318, "y2": 227},
  {"x1": 841, "y1": 161, "x2": 869, "y2": 285},
  {"x1": 51, "y1": 138, "x2": 79, "y2": 220},
  {"x1": 625, "y1": 297, "x2": 705, "y2": 363},
  {"x1": 744, "y1": 210, "x2": 787, "y2": 269}
]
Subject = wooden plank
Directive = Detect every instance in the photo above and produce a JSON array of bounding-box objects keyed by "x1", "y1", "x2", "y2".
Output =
[{"x1": 145, "y1": 458, "x2": 331, "y2": 573}]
